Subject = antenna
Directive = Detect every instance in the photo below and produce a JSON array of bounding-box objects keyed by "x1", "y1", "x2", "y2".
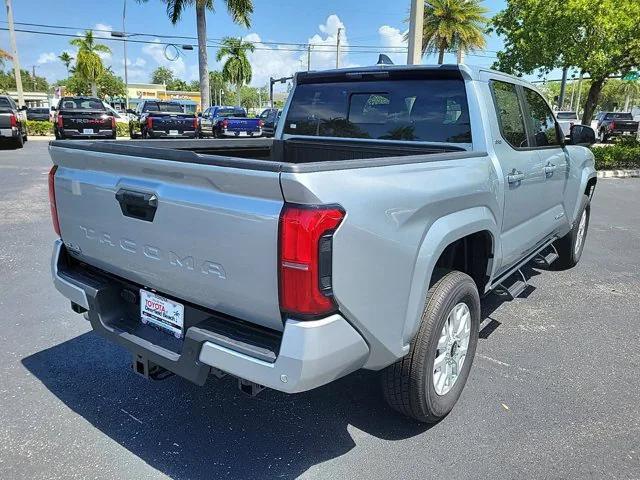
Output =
[{"x1": 377, "y1": 54, "x2": 394, "y2": 65}]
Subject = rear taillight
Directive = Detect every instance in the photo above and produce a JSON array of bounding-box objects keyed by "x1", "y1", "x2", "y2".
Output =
[
  {"x1": 9, "y1": 113, "x2": 17, "y2": 128},
  {"x1": 259, "y1": 119, "x2": 264, "y2": 128},
  {"x1": 279, "y1": 204, "x2": 345, "y2": 317},
  {"x1": 111, "y1": 116, "x2": 116, "y2": 129},
  {"x1": 222, "y1": 119, "x2": 229, "y2": 128},
  {"x1": 57, "y1": 114, "x2": 63, "y2": 128},
  {"x1": 48, "y1": 165, "x2": 61, "y2": 236},
  {"x1": 146, "y1": 117, "x2": 153, "y2": 129},
  {"x1": 611, "y1": 121, "x2": 616, "y2": 130},
  {"x1": 193, "y1": 117, "x2": 198, "y2": 129}
]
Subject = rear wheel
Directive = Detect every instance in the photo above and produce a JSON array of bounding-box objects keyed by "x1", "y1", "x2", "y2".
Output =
[
  {"x1": 382, "y1": 270, "x2": 480, "y2": 423},
  {"x1": 553, "y1": 194, "x2": 590, "y2": 269},
  {"x1": 13, "y1": 132, "x2": 24, "y2": 149},
  {"x1": 598, "y1": 129, "x2": 608, "y2": 143}
]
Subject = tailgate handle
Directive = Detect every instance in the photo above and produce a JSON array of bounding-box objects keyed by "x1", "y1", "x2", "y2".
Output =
[{"x1": 115, "y1": 189, "x2": 158, "y2": 222}]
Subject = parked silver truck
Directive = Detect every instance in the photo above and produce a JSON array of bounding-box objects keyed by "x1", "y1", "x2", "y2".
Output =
[{"x1": 49, "y1": 65, "x2": 597, "y2": 423}]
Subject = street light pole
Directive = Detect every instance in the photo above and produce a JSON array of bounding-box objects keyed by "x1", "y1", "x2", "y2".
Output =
[
  {"x1": 122, "y1": 0, "x2": 129, "y2": 110},
  {"x1": 407, "y1": 0, "x2": 424, "y2": 65},
  {"x1": 5, "y1": 0, "x2": 24, "y2": 107},
  {"x1": 336, "y1": 28, "x2": 341, "y2": 69}
]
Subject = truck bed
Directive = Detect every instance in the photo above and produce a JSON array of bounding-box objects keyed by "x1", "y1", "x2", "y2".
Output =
[{"x1": 50, "y1": 137, "x2": 469, "y2": 172}]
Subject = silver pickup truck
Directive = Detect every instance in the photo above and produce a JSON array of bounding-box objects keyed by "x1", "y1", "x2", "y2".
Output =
[{"x1": 49, "y1": 65, "x2": 597, "y2": 423}]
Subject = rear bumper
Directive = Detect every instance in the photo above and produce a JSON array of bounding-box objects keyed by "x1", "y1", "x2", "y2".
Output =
[
  {"x1": 51, "y1": 240, "x2": 369, "y2": 392},
  {"x1": 221, "y1": 129, "x2": 262, "y2": 137},
  {"x1": 148, "y1": 130, "x2": 197, "y2": 139},
  {"x1": 62, "y1": 129, "x2": 115, "y2": 138},
  {"x1": 0, "y1": 127, "x2": 19, "y2": 138}
]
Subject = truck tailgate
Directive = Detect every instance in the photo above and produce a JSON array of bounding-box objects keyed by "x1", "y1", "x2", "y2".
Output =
[{"x1": 50, "y1": 144, "x2": 285, "y2": 331}]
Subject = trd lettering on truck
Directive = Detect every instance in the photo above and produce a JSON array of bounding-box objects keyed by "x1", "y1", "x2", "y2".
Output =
[
  {"x1": 77, "y1": 225, "x2": 227, "y2": 279},
  {"x1": 49, "y1": 64, "x2": 597, "y2": 423}
]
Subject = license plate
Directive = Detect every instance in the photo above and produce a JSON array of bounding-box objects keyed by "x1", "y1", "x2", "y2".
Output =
[
  {"x1": 623, "y1": 131, "x2": 632, "y2": 135},
  {"x1": 140, "y1": 290, "x2": 184, "y2": 338},
  {"x1": 169, "y1": 130, "x2": 179, "y2": 136},
  {"x1": 82, "y1": 129, "x2": 94, "y2": 135}
]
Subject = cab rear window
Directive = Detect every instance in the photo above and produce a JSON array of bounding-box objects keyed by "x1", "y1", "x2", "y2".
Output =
[{"x1": 283, "y1": 79, "x2": 471, "y2": 143}]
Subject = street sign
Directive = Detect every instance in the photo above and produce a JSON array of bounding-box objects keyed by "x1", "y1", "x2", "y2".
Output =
[{"x1": 622, "y1": 71, "x2": 639, "y2": 81}]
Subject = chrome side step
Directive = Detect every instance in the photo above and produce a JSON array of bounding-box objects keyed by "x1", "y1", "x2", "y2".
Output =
[
  {"x1": 535, "y1": 243, "x2": 559, "y2": 268},
  {"x1": 497, "y1": 268, "x2": 527, "y2": 299}
]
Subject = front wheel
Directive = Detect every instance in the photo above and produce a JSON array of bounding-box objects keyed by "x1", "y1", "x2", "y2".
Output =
[
  {"x1": 382, "y1": 270, "x2": 480, "y2": 423},
  {"x1": 553, "y1": 194, "x2": 590, "y2": 269},
  {"x1": 598, "y1": 129, "x2": 608, "y2": 143}
]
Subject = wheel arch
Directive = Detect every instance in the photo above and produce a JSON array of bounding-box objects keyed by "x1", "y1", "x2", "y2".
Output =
[{"x1": 401, "y1": 207, "x2": 498, "y2": 347}]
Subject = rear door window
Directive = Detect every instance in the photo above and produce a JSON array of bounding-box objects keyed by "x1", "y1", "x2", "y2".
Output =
[
  {"x1": 283, "y1": 78, "x2": 471, "y2": 143},
  {"x1": 490, "y1": 80, "x2": 529, "y2": 148}
]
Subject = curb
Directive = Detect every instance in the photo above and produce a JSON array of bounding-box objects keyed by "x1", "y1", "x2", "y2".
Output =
[{"x1": 597, "y1": 169, "x2": 640, "y2": 178}]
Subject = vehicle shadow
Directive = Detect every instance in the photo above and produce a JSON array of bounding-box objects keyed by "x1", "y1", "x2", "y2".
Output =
[
  {"x1": 22, "y1": 331, "x2": 431, "y2": 480},
  {"x1": 22, "y1": 263, "x2": 552, "y2": 479}
]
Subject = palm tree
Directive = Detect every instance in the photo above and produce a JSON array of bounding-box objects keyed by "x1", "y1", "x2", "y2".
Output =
[
  {"x1": 216, "y1": 37, "x2": 254, "y2": 107},
  {"x1": 58, "y1": 52, "x2": 73, "y2": 78},
  {"x1": 0, "y1": 48, "x2": 12, "y2": 67},
  {"x1": 141, "y1": 0, "x2": 253, "y2": 110},
  {"x1": 70, "y1": 31, "x2": 111, "y2": 96},
  {"x1": 617, "y1": 79, "x2": 640, "y2": 111},
  {"x1": 409, "y1": 0, "x2": 488, "y2": 65}
]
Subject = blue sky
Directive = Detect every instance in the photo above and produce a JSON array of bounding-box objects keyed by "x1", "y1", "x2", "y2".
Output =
[{"x1": 2, "y1": 0, "x2": 509, "y2": 89}]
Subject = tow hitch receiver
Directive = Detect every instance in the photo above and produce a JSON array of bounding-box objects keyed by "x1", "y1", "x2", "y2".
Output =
[
  {"x1": 132, "y1": 354, "x2": 174, "y2": 381},
  {"x1": 238, "y1": 378, "x2": 265, "y2": 396}
]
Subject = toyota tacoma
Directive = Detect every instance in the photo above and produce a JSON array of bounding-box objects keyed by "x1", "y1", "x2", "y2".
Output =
[{"x1": 49, "y1": 65, "x2": 597, "y2": 423}]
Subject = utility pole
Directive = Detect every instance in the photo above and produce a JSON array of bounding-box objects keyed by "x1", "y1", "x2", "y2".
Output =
[
  {"x1": 558, "y1": 66, "x2": 568, "y2": 110},
  {"x1": 407, "y1": 0, "x2": 424, "y2": 65},
  {"x1": 336, "y1": 28, "x2": 341, "y2": 69},
  {"x1": 575, "y1": 71, "x2": 584, "y2": 117},
  {"x1": 307, "y1": 44, "x2": 312, "y2": 71},
  {"x1": 31, "y1": 65, "x2": 36, "y2": 91},
  {"x1": 5, "y1": 0, "x2": 24, "y2": 107},
  {"x1": 122, "y1": 0, "x2": 129, "y2": 110}
]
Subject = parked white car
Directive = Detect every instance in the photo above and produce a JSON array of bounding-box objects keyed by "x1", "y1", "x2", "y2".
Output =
[{"x1": 556, "y1": 111, "x2": 579, "y2": 137}]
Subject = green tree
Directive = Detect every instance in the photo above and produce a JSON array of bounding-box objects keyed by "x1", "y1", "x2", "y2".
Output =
[
  {"x1": 58, "y1": 52, "x2": 73, "y2": 77},
  {"x1": 216, "y1": 37, "x2": 254, "y2": 106},
  {"x1": 0, "y1": 48, "x2": 12, "y2": 67},
  {"x1": 150, "y1": 66, "x2": 174, "y2": 85},
  {"x1": 617, "y1": 79, "x2": 640, "y2": 111},
  {"x1": 140, "y1": 0, "x2": 254, "y2": 108},
  {"x1": 98, "y1": 68, "x2": 126, "y2": 99},
  {"x1": 407, "y1": 0, "x2": 489, "y2": 64},
  {"x1": 69, "y1": 30, "x2": 111, "y2": 96},
  {"x1": 209, "y1": 70, "x2": 232, "y2": 105},
  {"x1": 492, "y1": 0, "x2": 640, "y2": 124}
]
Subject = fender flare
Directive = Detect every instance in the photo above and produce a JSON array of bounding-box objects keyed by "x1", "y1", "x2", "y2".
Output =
[
  {"x1": 573, "y1": 167, "x2": 597, "y2": 225},
  {"x1": 401, "y1": 206, "x2": 499, "y2": 347}
]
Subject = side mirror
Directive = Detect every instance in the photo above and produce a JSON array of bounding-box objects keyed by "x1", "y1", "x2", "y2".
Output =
[{"x1": 570, "y1": 124, "x2": 596, "y2": 146}]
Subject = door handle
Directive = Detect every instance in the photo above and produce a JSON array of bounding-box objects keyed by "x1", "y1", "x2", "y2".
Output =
[
  {"x1": 507, "y1": 171, "x2": 525, "y2": 184},
  {"x1": 544, "y1": 163, "x2": 557, "y2": 175}
]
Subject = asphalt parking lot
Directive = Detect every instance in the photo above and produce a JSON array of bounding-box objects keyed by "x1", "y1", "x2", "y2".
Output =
[{"x1": 1, "y1": 139, "x2": 639, "y2": 480}]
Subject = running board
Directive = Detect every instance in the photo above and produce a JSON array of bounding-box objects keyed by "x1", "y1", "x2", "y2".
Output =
[
  {"x1": 489, "y1": 237, "x2": 558, "y2": 295},
  {"x1": 497, "y1": 268, "x2": 527, "y2": 299},
  {"x1": 535, "y1": 243, "x2": 559, "y2": 268}
]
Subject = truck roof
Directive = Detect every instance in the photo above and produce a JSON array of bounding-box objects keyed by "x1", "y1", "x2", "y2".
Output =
[{"x1": 296, "y1": 63, "x2": 524, "y2": 84}]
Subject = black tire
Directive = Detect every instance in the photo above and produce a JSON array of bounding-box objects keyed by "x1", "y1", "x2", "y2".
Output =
[
  {"x1": 109, "y1": 131, "x2": 117, "y2": 140},
  {"x1": 13, "y1": 132, "x2": 24, "y2": 149},
  {"x1": 553, "y1": 194, "x2": 590, "y2": 270},
  {"x1": 598, "y1": 129, "x2": 608, "y2": 143},
  {"x1": 141, "y1": 128, "x2": 148, "y2": 140},
  {"x1": 382, "y1": 269, "x2": 480, "y2": 423}
]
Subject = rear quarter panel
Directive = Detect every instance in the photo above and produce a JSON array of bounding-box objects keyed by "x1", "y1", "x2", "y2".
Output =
[{"x1": 280, "y1": 153, "x2": 500, "y2": 368}]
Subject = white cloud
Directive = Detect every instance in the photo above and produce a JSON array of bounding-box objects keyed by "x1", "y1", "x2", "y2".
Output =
[
  {"x1": 242, "y1": 14, "x2": 357, "y2": 89},
  {"x1": 378, "y1": 25, "x2": 408, "y2": 65},
  {"x1": 142, "y1": 39, "x2": 195, "y2": 80},
  {"x1": 93, "y1": 23, "x2": 113, "y2": 38},
  {"x1": 37, "y1": 52, "x2": 57, "y2": 64}
]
